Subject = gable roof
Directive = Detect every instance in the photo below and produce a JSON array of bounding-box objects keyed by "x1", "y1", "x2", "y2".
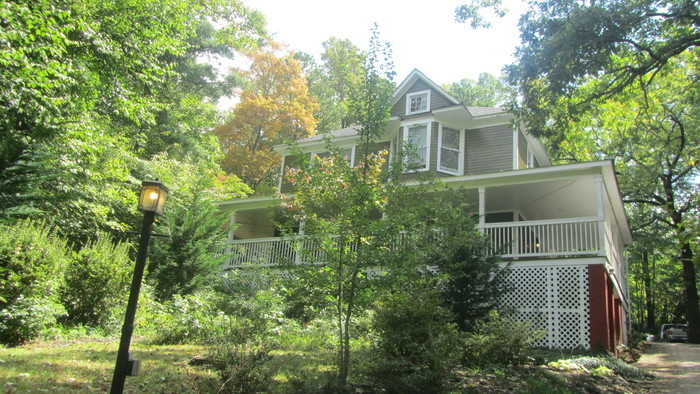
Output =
[
  {"x1": 278, "y1": 70, "x2": 514, "y2": 152},
  {"x1": 391, "y1": 68, "x2": 461, "y2": 108}
]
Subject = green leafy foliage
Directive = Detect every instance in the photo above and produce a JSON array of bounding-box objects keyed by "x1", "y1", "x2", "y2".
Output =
[
  {"x1": 455, "y1": 0, "x2": 507, "y2": 28},
  {"x1": 146, "y1": 191, "x2": 227, "y2": 300},
  {"x1": 62, "y1": 233, "x2": 132, "y2": 329},
  {"x1": 297, "y1": 37, "x2": 367, "y2": 133},
  {"x1": 280, "y1": 26, "x2": 398, "y2": 391},
  {"x1": 206, "y1": 337, "x2": 278, "y2": 394},
  {"x1": 432, "y1": 233, "x2": 510, "y2": 331},
  {"x1": 0, "y1": 220, "x2": 69, "y2": 344},
  {"x1": 443, "y1": 73, "x2": 511, "y2": 107},
  {"x1": 549, "y1": 355, "x2": 656, "y2": 381},
  {"x1": 147, "y1": 291, "x2": 229, "y2": 344},
  {"x1": 142, "y1": 155, "x2": 249, "y2": 301},
  {"x1": 369, "y1": 289, "x2": 461, "y2": 393},
  {"x1": 503, "y1": 0, "x2": 700, "y2": 138},
  {"x1": 462, "y1": 310, "x2": 545, "y2": 367},
  {"x1": 0, "y1": 296, "x2": 67, "y2": 346},
  {"x1": 0, "y1": 0, "x2": 266, "y2": 247},
  {"x1": 381, "y1": 187, "x2": 510, "y2": 331}
]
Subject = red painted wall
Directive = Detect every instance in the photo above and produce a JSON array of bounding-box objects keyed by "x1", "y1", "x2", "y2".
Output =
[{"x1": 588, "y1": 264, "x2": 611, "y2": 350}]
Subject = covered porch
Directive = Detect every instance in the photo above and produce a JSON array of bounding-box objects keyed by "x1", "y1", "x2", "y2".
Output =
[{"x1": 218, "y1": 162, "x2": 630, "y2": 278}]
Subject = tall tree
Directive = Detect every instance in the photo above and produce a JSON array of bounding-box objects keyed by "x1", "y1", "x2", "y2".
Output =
[
  {"x1": 321, "y1": 38, "x2": 367, "y2": 130},
  {"x1": 456, "y1": 0, "x2": 700, "y2": 342},
  {"x1": 443, "y1": 73, "x2": 511, "y2": 107},
  {"x1": 296, "y1": 38, "x2": 367, "y2": 133},
  {"x1": 512, "y1": 0, "x2": 698, "y2": 138},
  {"x1": 553, "y1": 54, "x2": 700, "y2": 342},
  {"x1": 216, "y1": 44, "x2": 318, "y2": 191},
  {"x1": 281, "y1": 27, "x2": 395, "y2": 390},
  {"x1": 0, "y1": 0, "x2": 266, "y2": 243}
]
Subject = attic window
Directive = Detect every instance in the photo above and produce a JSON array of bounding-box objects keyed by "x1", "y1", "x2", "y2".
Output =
[{"x1": 406, "y1": 90, "x2": 430, "y2": 115}]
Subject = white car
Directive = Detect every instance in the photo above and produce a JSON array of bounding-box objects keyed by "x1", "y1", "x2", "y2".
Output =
[{"x1": 659, "y1": 323, "x2": 688, "y2": 342}]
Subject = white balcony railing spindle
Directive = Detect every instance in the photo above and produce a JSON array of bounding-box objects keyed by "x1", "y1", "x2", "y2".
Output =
[
  {"x1": 221, "y1": 217, "x2": 616, "y2": 268},
  {"x1": 483, "y1": 217, "x2": 603, "y2": 259}
]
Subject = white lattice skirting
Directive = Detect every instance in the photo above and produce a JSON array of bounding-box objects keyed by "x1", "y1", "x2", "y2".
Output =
[
  {"x1": 222, "y1": 263, "x2": 592, "y2": 350},
  {"x1": 500, "y1": 264, "x2": 590, "y2": 349}
]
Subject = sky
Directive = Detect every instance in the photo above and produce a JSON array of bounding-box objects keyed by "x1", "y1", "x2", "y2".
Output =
[{"x1": 242, "y1": 0, "x2": 526, "y2": 86}]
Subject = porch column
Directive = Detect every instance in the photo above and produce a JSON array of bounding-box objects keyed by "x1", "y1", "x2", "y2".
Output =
[
  {"x1": 295, "y1": 220, "x2": 305, "y2": 265},
  {"x1": 594, "y1": 176, "x2": 606, "y2": 257},
  {"x1": 512, "y1": 126, "x2": 519, "y2": 170},
  {"x1": 478, "y1": 187, "x2": 486, "y2": 232},
  {"x1": 277, "y1": 157, "x2": 286, "y2": 193},
  {"x1": 225, "y1": 212, "x2": 237, "y2": 259},
  {"x1": 227, "y1": 212, "x2": 237, "y2": 243}
]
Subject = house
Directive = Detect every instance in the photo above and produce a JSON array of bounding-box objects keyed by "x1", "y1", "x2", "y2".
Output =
[{"x1": 218, "y1": 69, "x2": 633, "y2": 352}]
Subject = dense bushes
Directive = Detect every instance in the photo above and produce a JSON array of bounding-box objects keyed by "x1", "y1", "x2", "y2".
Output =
[
  {"x1": 0, "y1": 220, "x2": 134, "y2": 344},
  {"x1": 462, "y1": 310, "x2": 546, "y2": 367},
  {"x1": 63, "y1": 234, "x2": 132, "y2": 328},
  {"x1": 0, "y1": 220, "x2": 70, "y2": 344},
  {"x1": 369, "y1": 289, "x2": 461, "y2": 392},
  {"x1": 145, "y1": 291, "x2": 229, "y2": 344},
  {"x1": 0, "y1": 220, "x2": 550, "y2": 392}
]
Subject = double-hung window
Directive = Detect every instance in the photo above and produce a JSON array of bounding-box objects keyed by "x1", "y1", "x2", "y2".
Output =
[
  {"x1": 406, "y1": 90, "x2": 430, "y2": 115},
  {"x1": 402, "y1": 121, "x2": 430, "y2": 171},
  {"x1": 438, "y1": 125, "x2": 463, "y2": 175}
]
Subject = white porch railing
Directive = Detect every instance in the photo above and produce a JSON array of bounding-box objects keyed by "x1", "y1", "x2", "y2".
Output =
[
  {"x1": 218, "y1": 237, "x2": 296, "y2": 267},
  {"x1": 218, "y1": 236, "x2": 335, "y2": 268},
  {"x1": 220, "y1": 217, "x2": 616, "y2": 268},
  {"x1": 482, "y1": 217, "x2": 603, "y2": 259}
]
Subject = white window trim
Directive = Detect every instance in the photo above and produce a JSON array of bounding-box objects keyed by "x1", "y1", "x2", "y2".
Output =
[
  {"x1": 437, "y1": 123, "x2": 464, "y2": 175},
  {"x1": 406, "y1": 90, "x2": 431, "y2": 115},
  {"x1": 402, "y1": 120, "x2": 431, "y2": 172}
]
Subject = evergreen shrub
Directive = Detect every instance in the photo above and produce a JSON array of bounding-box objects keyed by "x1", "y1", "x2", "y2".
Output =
[
  {"x1": 0, "y1": 220, "x2": 69, "y2": 344},
  {"x1": 462, "y1": 310, "x2": 545, "y2": 367},
  {"x1": 62, "y1": 233, "x2": 132, "y2": 329},
  {"x1": 149, "y1": 291, "x2": 228, "y2": 344},
  {"x1": 369, "y1": 289, "x2": 461, "y2": 393}
]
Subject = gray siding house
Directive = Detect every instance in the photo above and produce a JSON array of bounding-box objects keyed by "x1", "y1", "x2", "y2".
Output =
[{"x1": 218, "y1": 69, "x2": 632, "y2": 352}]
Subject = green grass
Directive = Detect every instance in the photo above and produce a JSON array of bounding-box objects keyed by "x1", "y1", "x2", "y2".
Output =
[
  {"x1": 0, "y1": 335, "x2": 344, "y2": 393},
  {"x1": 0, "y1": 333, "x2": 655, "y2": 393},
  {"x1": 0, "y1": 337, "x2": 211, "y2": 392}
]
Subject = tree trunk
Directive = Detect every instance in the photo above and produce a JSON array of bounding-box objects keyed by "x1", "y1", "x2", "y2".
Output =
[
  {"x1": 641, "y1": 251, "x2": 655, "y2": 330},
  {"x1": 337, "y1": 240, "x2": 362, "y2": 391},
  {"x1": 680, "y1": 242, "x2": 700, "y2": 343}
]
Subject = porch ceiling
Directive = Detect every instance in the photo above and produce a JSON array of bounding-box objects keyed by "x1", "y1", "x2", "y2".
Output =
[{"x1": 483, "y1": 177, "x2": 597, "y2": 220}]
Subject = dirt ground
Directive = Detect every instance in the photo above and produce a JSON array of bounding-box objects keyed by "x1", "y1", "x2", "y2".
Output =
[{"x1": 635, "y1": 342, "x2": 700, "y2": 394}]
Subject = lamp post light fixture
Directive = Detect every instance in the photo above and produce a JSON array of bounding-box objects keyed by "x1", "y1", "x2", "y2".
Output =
[{"x1": 111, "y1": 180, "x2": 169, "y2": 394}]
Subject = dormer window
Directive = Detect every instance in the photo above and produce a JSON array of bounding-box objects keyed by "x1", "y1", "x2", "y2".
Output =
[{"x1": 406, "y1": 90, "x2": 430, "y2": 115}]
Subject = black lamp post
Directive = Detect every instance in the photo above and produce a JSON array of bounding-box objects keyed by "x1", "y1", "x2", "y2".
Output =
[{"x1": 110, "y1": 180, "x2": 169, "y2": 393}]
